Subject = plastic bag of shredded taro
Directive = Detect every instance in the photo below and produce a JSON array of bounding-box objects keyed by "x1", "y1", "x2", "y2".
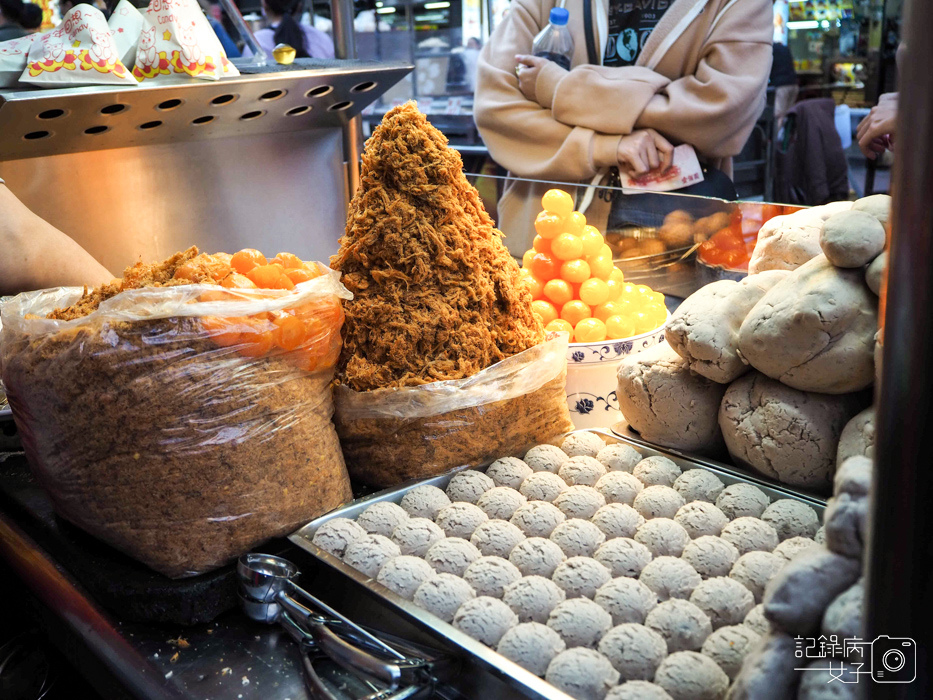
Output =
[
  {"x1": 0, "y1": 262, "x2": 353, "y2": 579},
  {"x1": 333, "y1": 332, "x2": 575, "y2": 487},
  {"x1": 21, "y1": 6, "x2": 138, "y2": 87},
  {"x1": 132, "y1": 0, "x2": 239, "y2": 83}
]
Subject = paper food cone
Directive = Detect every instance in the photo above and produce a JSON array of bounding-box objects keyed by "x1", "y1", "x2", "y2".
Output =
[
  {"x1": 0, "y1": 33, "x2": 42, "y2": 88},
  {"x1": 108, "y1": 0, "x2": 145, "y2": 70},
  {"x1": 21, "y1": 6, "x2": 137, "y2": 87},
  {"x1": 132, "y1": 0, "x2": 240, "y2": 83}
]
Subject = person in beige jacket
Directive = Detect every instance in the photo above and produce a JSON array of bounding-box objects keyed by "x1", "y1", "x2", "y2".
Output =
[{"x1": 474, "y1": 0, "x2": 773, "y2": 254}]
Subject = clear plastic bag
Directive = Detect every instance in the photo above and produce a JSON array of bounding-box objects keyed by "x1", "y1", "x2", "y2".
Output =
[
  {"x1": 333, "y1": 333, "x2": 575, "y2": 486},
  {"x1": 0, "y1": 272, "x2": 353, "y2": 578}
]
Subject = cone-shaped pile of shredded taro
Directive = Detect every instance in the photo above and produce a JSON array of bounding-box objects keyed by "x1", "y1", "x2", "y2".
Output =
[{"x1": 332, "y1": 102, "x2": 545, "y2": 392}]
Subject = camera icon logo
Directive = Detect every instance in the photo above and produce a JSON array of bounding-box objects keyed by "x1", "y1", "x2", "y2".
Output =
[{"x1": 871, "y1": 636, "x2": 917, "y2": 683}]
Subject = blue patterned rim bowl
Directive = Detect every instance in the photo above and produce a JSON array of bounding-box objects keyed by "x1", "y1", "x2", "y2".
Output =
[{"x1": 564, "y1": 313, "x2": 669, "y2": 429}]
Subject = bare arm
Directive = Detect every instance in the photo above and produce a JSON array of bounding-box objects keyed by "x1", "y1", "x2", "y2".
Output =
[{"x1": 0, "y1": 182, "x2": 113, "y2": 295}]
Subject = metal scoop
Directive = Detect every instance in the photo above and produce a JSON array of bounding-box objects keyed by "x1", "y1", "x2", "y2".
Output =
[{"x1": 237, "y1": 553, "x2": 438, "y2": 699}]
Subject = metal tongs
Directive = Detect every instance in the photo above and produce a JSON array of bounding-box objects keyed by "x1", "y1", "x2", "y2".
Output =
[{"x1": 237, "y1": 553, "x2": 445, "y2": 700}]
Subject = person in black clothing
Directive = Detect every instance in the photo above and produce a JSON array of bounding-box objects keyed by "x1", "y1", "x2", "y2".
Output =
[
  {"x1": 0, "y1": 0, "x2": 26, "y2": 41},
  {"x1": 19, "y1": 2, "x2": 40, "y2": 32},
  {"x1": 770, "y1": 41, "x2": 798, "y2": 131}
]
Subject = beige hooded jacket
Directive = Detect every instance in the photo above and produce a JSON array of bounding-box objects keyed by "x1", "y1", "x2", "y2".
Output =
[{"x1": 474, "y1": 0, "x2": 773, "y2": 254}]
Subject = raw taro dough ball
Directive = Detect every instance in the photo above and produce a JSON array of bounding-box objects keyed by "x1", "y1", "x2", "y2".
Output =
[
  {"x1": 664, "y1": 271, "x2": 789, "y2": 384},
  {"x1": 562, "y1": 432, "x2": 607, "y2": 458},
  {"x1": 639, "y1": 556, "x2": 702, "y2": 601},
  {"x1": 463, "y1": 556, "x2": 522, "y2": 598},
  {"x1": 476, "y1": 486, "x2": 528, "y2": 521},
  {"x1": 821, "y1": 578, "x2": 864, "y2": 641},
  {"x1": 748, "y1": 201, "x2": 852, "y2": 275},
  {"x1": 342, "y1": 534, "x2": 401, "y2": 578},
  {"x1": 312, "y1": 518, "x2": 366, "y2": 558},
  {"x1": 547, "y1": 597, "x2": 614, "y2": 648},
  {"x1": 617, "y1": 343, "x2": 727, "y2": 454},
  {"x1": 633, "y1": 456, "x2": 683, "y2": 488},
  {"x1": 559, "y1": 456, "x2": 608, "y2": 487},
  {"x1": 700, "y1": 624, "x2": 761, "y2": 680},
  {"x1": 485, "y1": 457, "x2": 533, "y2": 489},
  {"x1": 633, "y1": 485, "x2": 686, "y2": 520},
  {"x1": 673, "y1": 470, "x2": 725, "y2": 504},
  {"x1": 391, "y1": 517, "x2": 446, "y2": 557},
  {"x1": 510, "y1": 500, "x2": 566, "y2": 538},
  {"x1": 865, "y1": 250, "x2": 886, "y2": 296},
  {"x1": 836, "y1": 406, "x2": 875, "y2": 468},
  {"x1": 446, "y1": 470, "x2": 495, "y2": 504},
  {"x1": 596, "y1": 443, "x2": 642, "y2": 472},
  {"x1": 681, "y1": 536, "x2": 740, "y2": 579},
  {"x1": 737, "y1": 255, "x2": 877, "y2": 394},
  {"x1": 595, "y1": 471, "x2": 644, "y2": 506},
  {"x1": 452, "y1": 596, "x2": 518, "y2": 646},
  {"x1": 550, "y1": 518, "x2": 607, "y2": 557},
  {"x1": 503, "y1": 575, "x2": 567, "y2": 623},
  {"x1": 598, "y1": 623, "x2": 668, "y2": 681},
  {"x1": 356, "y1": 502, "x2": 409, "y2": 537},
  {"x1": 720, "y1": 517, "x2": 779, "y2": 555},
  {"x1": 743, "y1": 604, "x2": 771, "y2": 636},
  {"x1": 497, "y1": 622, "x2": 566, "y2": 676},
  {"x1": 519, "y1": 472, "x2": 569, "y2": 502},
  {"x1": 635, "y1": 518, "x2": 691, "y2": 558},
  {"x1": 688, "y1": 576, "x2": 755, "y2": 629},
  {"x1": 554, "y1": 485, "x2": 607, "y2": 519},
  {"x1": 760, "y1": 499, "x2": 820, "y2": 541},
  {"x1": 413, "y1": 573, "x2": 475, "y2": 622},
  {"x1": 605, "y1": 681, "x2": 674, "y2": 700},
  {"x1": 797, "y1": 660, "x2": 864, "y2": 699},
  {"x1": 819, "y1": 209, "x2": 886, "y2": 268},
  {"x1": 645, "y1": 599, "x2": 713, "y2": 652},
  {"x1": 435, "y1": 503, "x2": 489, "y2": 539},
  {"x1": 773, "y1": 536, "x2": 818, "y2": 563},
  {"x1": 592, "y1": 503, "x2": 646, "y2": 540},
  {"x1": 509, "y1": 537, "x2": 567, "y2": 578},
  {"x1": 719, "y1": 372, "x2": 866, "y2": 490},
  {"x1": 400, "y1": 485, "x2": 451, "y2": 519},
  {"x1": 815, "y1": 525, "x2": 826, "y2": 544},
  {"x1": 552, "y1": 556, "x2": 612, "y2": 599},
  {"x1": 729, "y1": 551, "x2": 785, "y2": 603},
  {"x1": 851, "y1": 193, "x2": 891, "y2": 226},
  {"x1": 834, "y1": 455, "x2": 872, "y2": 497},
  {"x1": 524, "y1": 444, "x2": 570, "y2": 473},
  {"x1": 470, "y1": 519, "x2": 526, "y2": 558},
  {"x1": 376, "y1": 556, "x2": 436, "y2": 600},
  {"x1": 674, "y1": 502, "x2": 729, "y2": 539},
  {"x1": 545, "y1": 648, "x2": 620, "y2": 700},
  {"x1": 716, "y1": 483, "x2": 771, "y2": 520},
  {"x1": 654, "y1": 651, "x2": 729, "y2": 700},
  {"x1": 424, "y1": 537, "x2": 481, "y2": 576},
  {"x1": 594, "y1": 577, "x2": 658, "y2": 625},
  {"x1": 594, "y1": 537, "x2": 653, "y2": 578}
]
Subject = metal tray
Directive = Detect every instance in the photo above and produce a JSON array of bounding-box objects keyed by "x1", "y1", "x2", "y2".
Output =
[{"x1": 289, "y1": 430, "x2": 825, "y2": 700}]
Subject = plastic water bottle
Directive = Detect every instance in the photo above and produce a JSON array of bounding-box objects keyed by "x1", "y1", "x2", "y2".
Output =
[{"x1": 532, "y1": 8, "x2": 574, "y2": 71}]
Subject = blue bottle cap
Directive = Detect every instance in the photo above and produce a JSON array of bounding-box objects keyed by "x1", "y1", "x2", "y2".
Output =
[{"x1": 549, "y1": 7, "x2": 569, "y2": 26}]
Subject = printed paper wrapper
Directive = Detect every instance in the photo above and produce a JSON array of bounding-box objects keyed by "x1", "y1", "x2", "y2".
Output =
[
  {"x1": 21, "y1": 6, "x2": 137, "y2": 87},
  {"x1": 108, "y1": 0, "x2": 144, "y2": 70},
  {"x1": 133, "y1": 0, "x2": 239, "y2": 83},
  {"x1": 0, "y1": 33, "x2": 41, "y2": 88},
  {"x1": 621, "y1": 144, "x2": 706, "y2": 194}
]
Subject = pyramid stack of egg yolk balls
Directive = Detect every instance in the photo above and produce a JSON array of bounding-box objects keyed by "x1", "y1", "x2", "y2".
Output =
[{"x1": 520, "y1": 190, "x2": 668, "y2": 343}]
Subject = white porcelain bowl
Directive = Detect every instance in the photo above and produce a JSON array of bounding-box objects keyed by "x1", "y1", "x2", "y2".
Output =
[{"x1": 564, "y1": 320, "x2": 668, "y2": 429}]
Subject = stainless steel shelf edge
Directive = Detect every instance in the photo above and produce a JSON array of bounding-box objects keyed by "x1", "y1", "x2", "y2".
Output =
[
  {"x1": 0, "y1": 61, "x2": 412, "y2": 161},
  {"x1": 289, "y1": 430, "x2": 826, "y2": 699}
]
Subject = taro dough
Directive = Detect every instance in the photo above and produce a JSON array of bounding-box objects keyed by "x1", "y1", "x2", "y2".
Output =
[
  {"x1": 748, "y1": 201, "x2": 853, "y2": 275},
  {"x1": 819, "y1": 210, "x2": 886, "y2": 268},
  {"x1": 865, "y1": 250, "x2": 886, "y2": 296},
  {"x1": 617, "y1": 343, "x2": 726, "y2": 454},
  {"x1": 665, "y1": 271, "x2": 790, "y2": 384},
  {"x1": 737, "y1": 255, "x2": 878, "y2": 394},
  {"x1": 719, "y1": 373, "x2": 867, "y2": 491},
  {"x1": 836, "y1": 406, "x2": 875, "y2": 468}
]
